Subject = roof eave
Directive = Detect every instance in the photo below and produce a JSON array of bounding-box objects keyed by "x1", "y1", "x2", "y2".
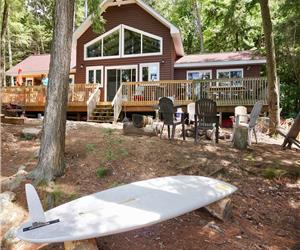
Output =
[{"x1": 174, "y1": 59, "x2": 267, "y2": 68}]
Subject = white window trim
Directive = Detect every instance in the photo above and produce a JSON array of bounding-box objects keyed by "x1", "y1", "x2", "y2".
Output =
[
  {"x1": 186, "y1": 70, "x2": 212, "y2": 80},
  {"x1": 84, "y1": 24, "x2": 163, "y2": 61},
  {"x1": 84, "y1": 25, "x2": 121, "y2": 61},
  {"x1": 104, "y1": 65, "x2": 138, "y2": 102},
  {"x1": 25, "y1": 77, "x2": 34, "y2": 86},
  {"x1": 216, "y1": 68, "x2": 244, "y2": 87},
  {"x1": 86, "y1": 66, "x2": 104, "y2": 86},
  {"x1": 122, "y1": 24, "x2": 163, "y2": 58},
  {"x1": 139, "y1": 62, "x2": 160, "y2": 81},
  {"x1": 69, "y1": 74, "x2": 75, "y2": 84}
]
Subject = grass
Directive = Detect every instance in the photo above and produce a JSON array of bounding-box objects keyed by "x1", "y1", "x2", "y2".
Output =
[
  {"x1": 20, "y1": 134, "x2": 33, "y2": 140},
  {"x1": 262, "y1": 167, "x2": 286, "y2": 179},
  {"x1": 85, "y1": 143, "x2": 96, "y2": 152},
  {"x1": 96, "y1": 167, "x2": 109, "y2": 178},
  {"x1": 109, "y1": 181, "x2": 125, "y2": 188}
]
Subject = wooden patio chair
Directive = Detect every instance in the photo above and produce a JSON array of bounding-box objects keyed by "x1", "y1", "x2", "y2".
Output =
[
  {"x1": 235, "y1": 100, "x2": 263, "y2": 145},
  {"x1": 194, "y1": 98, "x2": 219, "y2": 144},
  {"x1": 158, "y1": 97, "x2": 186, "y2": 140},
  {"x1": 277, "y1": 112, "x2": 300, "y2": 149}
]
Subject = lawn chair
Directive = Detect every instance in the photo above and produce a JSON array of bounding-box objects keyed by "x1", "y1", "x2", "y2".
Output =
[
  {"x1": 235, "y1": 100, "x2": 263, "y2": 145},
  {"x1": 277, "y1": 112, "x2": 300, "y2": 149},
  {"x1": 194, "y1": 99, "x2": 219, "y2": 144},
  {"x1": 158, "y1": 97, "x2": 186, "y2": 140}
]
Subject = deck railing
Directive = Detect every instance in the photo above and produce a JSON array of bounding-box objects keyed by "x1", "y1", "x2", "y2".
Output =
[
  {"x1": 1, "y1": 84, "x2": 98, "y2": 107},
  {"x1": 122, "y1": 77, "x2": 268, "y2": 106}
]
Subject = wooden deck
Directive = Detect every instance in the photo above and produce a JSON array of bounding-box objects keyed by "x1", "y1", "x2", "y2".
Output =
[
  {"x1": 1, "y1": 78, "x2": 268, "y2": 119},
  {"x1": 1, "y1": 84, "x2": 98, "y2": 113},
  {"x1": 120, "y1": 77, "x2": 268, "y2": 113}
]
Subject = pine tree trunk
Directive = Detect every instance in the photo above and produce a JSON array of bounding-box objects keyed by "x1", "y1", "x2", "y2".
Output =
[
  {"x1": 193, "y1": 0, "x2": 204, "y2": 52},
  {"x1": 31, "y1": 0, "x2": 75, "y2": 183},
  {"x1": 7, "y1": 27, "x2": 13, "y2": 85},
  {"x1": 259, "y1": 0, "x2": 280, "y2": 135},
  {"x1": 0, "y1": 0, "x2": 9, "y2": 86}
]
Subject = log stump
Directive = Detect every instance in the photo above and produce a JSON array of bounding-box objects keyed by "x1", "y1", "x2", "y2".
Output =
[
  {"x1": 233, "y1": 126, "x2": 248, "y2": 149},
  {"x1": 132, "y1": 114, "x2": 153, "y2": 128}
]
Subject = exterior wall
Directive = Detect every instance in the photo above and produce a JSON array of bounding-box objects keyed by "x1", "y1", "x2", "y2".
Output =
[
  {"x1": 174, "y1": 65, "x2": 261, "y2": 80},
  {"x1": 75, "y1": 3, "x2": 176, "y2": 100}
]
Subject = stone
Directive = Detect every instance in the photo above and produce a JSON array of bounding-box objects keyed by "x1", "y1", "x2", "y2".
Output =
[
  {"x1": 123, "y1": 122, "x2": 157, "y2": 136},
  {"x1": 21, "y1": 127, "x2": 42, "y2": 139},
  {"x1": 0, "y1": 191, "x2": 16, "y2": 205},
  {"x1": 205, "y1": 198, "x2": 233, "y2": 221},
  {"x1": 1, "y1": 167, "x2": 28, "y2": 191}
]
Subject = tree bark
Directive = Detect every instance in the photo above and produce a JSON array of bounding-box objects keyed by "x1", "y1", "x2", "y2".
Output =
[
  {"x1": 0, "y1": 0, "x2": 9, "y2": 86},
  {"x1": 259, "y1": 0, "x2": 280, "y2": 135},
  {"x1": 7, "y1": 27, "x2": 13, "y2": 85},
  {"x1": 31, "y1": 0, "x2": 75, "y2": 183},
  {"x1": 192, "y1": 0, "x2": 204, "y2": 52}
]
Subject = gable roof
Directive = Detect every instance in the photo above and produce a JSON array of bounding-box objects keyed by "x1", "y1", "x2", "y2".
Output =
[
  {"x1": 175, "y1": 50, "x2": 266, "y2": 68},
  {"x1": 72, "y1": 0, "x2": 184, "y2": 56},
  {"x1": 5, "y1": 51, "x2": 76, "y2": 76}
]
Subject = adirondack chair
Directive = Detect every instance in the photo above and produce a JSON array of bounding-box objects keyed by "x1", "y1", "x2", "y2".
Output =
[
  {"x1": 277, "y1": 112, "x2": 300, "y2": 149},
  {"x1": 235, "y1": 100, "x2": 263, "y2": 145},
  {"x1": 158, "y1": 97, "x2": 186, "y2": 140},
  {"x1": 194, "y1": 99, "x2": 219, "y2": 144}
]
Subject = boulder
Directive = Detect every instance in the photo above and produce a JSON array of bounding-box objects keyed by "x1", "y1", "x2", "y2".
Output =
[
  {"x1": 2, "y1": 166, "x2": 28, "y2": 191},
  {"x1": 21, "y1": 128, "x2": 42, "y2": 139},
  {"x1": 123, "y1": 122, "x2": 157, "y2": 136}
]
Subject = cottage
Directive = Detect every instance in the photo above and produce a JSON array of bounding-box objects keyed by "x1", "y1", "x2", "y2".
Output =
[{"x1": 3, "y1": 0, "x2": 267, "y2": 122}]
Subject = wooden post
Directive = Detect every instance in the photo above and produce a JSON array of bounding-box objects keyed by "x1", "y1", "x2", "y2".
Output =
[{"x1": 64, "y1": 238, "x2": 98, "y2": 250}]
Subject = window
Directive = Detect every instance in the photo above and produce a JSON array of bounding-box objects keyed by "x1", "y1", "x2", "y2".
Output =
[
  {"x1": 142, "y1": 35, "x2": 160, "y2": 54},
  {"x1": 187, "y1": 70, "x2": 212, "y2": 80},
  {"x1": 84, "y1": 25, "x2": 162, "y2": 60},
  {"x1": 140, "y1": 63, "x2": 160, "y2": 81},
  {"x1": 86, "y1": 40, "x2": 102, "y2": 58},
  {"x1": 124, "y1": 29, "x2": 141, "y2": 55},
  {"x1": 103, "y1": 30, "x2": 119, "y2": 57},
  {"x1": 86, "y1": 66, "x2": 103, "y2": 86},
  {"x1": 25, "y1": 78, "x2": 34, "y2": 86},
  {"x1": 217, "y1": 69, "x2": 243, "y2": 87}
]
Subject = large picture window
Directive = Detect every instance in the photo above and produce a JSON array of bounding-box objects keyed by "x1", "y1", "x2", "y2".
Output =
[
  {"x1": 217, "y1": 68, "x2": 243, "y2": 87},
  {"x1": 84, "y1": 24, "x2": 162, "y2": 60},
  {"x1": 187, "y1": 70, "x2": 212, "y2": 80},
  {"x1": 86, "y1": 66, "x2": 103, "y2": 86}
]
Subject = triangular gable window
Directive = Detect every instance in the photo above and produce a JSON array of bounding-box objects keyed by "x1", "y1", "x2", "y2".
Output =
[{"x1": 84, "y1": 25, "x2": 162, "y2": 60}]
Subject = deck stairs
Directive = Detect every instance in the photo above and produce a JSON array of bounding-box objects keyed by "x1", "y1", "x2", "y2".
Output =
[{"x1": 88, "y1": 103, "x2": 114, "y2": 123}]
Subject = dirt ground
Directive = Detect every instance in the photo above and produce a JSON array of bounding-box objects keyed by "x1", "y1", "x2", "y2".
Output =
[{"x1": 1, "y1": 119, "x2": 300, "y2": 250}]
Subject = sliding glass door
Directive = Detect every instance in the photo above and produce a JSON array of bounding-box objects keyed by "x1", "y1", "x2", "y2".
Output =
[{"x1": 106, "y1": 66, "x2": 137, "y2": 101}]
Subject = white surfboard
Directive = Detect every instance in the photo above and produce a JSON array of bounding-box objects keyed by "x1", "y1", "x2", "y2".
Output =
[{"x1": 17, "y1": 175, "x2": 237, "y2": 243}]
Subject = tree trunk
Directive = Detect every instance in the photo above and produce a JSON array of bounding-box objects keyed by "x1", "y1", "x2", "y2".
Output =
[
  {"x1": 0, "y1": 0, "x2": 9, "y2": 86},
  {"x1": 192, "y1": 0, "x2": 204, "y2": 52},
  {"x1": 7, "y1": 27, "x2": 13, "y2": 86},
  {"x1": 259, "y1": 0, "x2": 280, "y2": 135},
  {"x1": 31, "y1": 0, "x2": 75, "y2": 183}
]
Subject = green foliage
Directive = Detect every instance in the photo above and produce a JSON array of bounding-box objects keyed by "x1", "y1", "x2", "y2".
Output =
[
  {"x1": 96, "y1": 166, "x2": 108, "y2": 178},
  {"x1": 20, "y1": 133, "x2": 33, "y2": 140},
  {"x1": 109, "y1": 181, "x2": 124, "y2": 188}
]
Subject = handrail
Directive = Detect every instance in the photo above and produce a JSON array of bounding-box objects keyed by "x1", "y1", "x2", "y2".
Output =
[
  {"x1": 112, "y1": 83, "x2": 123, "y2": 122},
  {"x1": 87, "y1": 84, "x2": 101, "y2": 120}
]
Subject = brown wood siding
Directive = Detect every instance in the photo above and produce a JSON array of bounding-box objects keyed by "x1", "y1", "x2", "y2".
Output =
[
  {"x1": 174, "y1": 65, "x2": 262, "y2": 80},
  {"x1": 75, "y1": 3, "x2": 176, "y2": 100}
]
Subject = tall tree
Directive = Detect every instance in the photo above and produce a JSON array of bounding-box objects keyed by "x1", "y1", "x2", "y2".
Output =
[
  {"x1": 192, "y1": 0, "x2": 204, "y2": 52},
  {"x1": 259, "y1": 0, "x2": 280, "y2": 135},
  {"x1": 30, "y1": 0, "x2": 75, "y2": 182},
  {"x1": 0, "y1": 0, "x2": 9, "y2": 85}
]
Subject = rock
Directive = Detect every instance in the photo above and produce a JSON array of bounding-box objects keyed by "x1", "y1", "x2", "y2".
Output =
[
  {"x1": 64, "y1": 239, "x2": 98, "y2": 250},
  {"x1": 34, "y1": 148, "x2": 40, "y2": 158},
  {"x1": 0, "y1": 191, "x2": 16, "y2": 205},
  {"x1": 205, "y1": 198, "x2": 233, "y2": 221},
  {"x1": 1, "y1": 167, "x2": 28, "y2": 191},
  {"x1": 21, "y1": 127, "x2": 42, "y2": 139},
  {"x1": 123, "y1": 122, "x2": 157, "y2": 136}
]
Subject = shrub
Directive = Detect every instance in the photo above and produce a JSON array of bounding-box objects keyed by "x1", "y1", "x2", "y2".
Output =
[{"x1": 96, "y1": 167, "x2": 109, "y2": 178}]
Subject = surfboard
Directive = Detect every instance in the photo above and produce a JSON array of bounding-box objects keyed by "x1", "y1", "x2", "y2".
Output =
[{"x1": 17, "y1": 175, "x2": 237, "y2": 243}]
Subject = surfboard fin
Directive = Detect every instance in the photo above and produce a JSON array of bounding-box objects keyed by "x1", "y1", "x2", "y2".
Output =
[{"x1": 25, "y1": 183, "x2": 46, "y2": 224}]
